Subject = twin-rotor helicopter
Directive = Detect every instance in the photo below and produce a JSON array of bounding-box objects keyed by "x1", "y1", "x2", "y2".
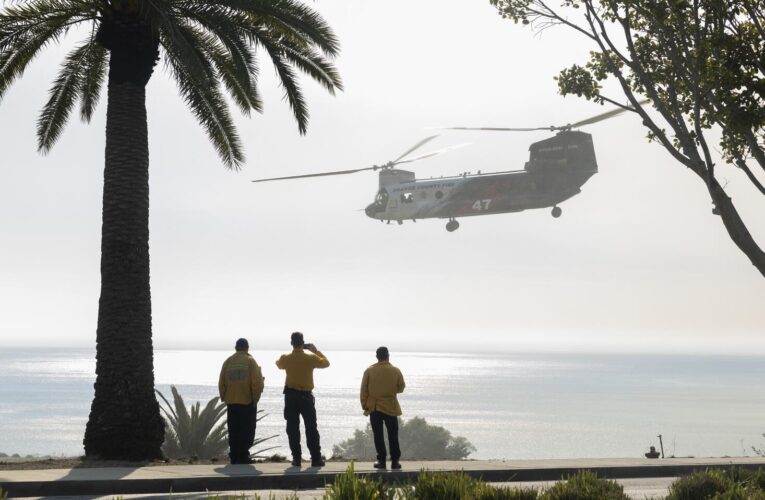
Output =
[{"x1": 252, "y1": 104, "x2": 638, "y2": 232}]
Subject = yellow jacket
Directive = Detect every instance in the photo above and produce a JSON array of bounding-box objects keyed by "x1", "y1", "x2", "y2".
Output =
[
  {"x1": 218, "y1": 351, "x2": 264, "y2": 405},
  {"x1": 360, "y1": 361, "x2": 405, "y2": 416},
  {"x1": 276, "y1": 348, "x2": 330, "y2": 391}
]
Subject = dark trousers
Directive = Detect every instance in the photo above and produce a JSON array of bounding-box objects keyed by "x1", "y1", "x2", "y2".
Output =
[
  {"x1": 227, "y1": 403, "x2": 256, "y2": 463},
  {"x1": 284, "y1": 388, "x2": 321, "y2": 460},
  {"x1": 370, "y1": 411, "x2": 400, "y2": 462}
]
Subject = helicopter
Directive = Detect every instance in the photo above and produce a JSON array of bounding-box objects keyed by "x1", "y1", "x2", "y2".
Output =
[{"x1": 252, "y1": 104, "x2": 638, "y2": 232}]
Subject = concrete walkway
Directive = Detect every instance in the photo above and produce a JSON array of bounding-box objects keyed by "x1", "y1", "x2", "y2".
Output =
[{"x1": 3, "y1": 457, "x2": 765, "y2": 498}]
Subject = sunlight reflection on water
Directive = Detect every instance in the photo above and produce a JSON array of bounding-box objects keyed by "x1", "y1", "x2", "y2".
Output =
[{"x1": 1, "y1": 349, "x2": 765, "y2": 459}]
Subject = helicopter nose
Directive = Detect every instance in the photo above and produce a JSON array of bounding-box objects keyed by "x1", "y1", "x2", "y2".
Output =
[{"x1": 364, "y1": 204, "x2": 376, "y2": 218}]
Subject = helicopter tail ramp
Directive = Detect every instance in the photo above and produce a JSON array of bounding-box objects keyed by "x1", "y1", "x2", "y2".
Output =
[{"x1": 527, "y1": 130, "x2": 598, "y2": 174}]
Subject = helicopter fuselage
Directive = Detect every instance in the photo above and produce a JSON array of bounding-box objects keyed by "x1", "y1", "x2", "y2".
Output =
[{"x1": 365, "y1": 130, "x2": 598, "y2": 227}]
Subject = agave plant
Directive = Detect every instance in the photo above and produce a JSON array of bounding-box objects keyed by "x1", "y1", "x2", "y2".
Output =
[{"x1": 156, "y1": 386, "x2": 277, "y2": 459}]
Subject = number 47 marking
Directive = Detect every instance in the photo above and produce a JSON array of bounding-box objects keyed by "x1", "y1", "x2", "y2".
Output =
[{"x1": 472, "y1": 199, "x2": 492, "y2": 211}]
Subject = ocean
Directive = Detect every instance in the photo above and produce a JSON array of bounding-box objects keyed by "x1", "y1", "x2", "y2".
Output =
[{"x1": 1, "y1": 349, "x2": 765, "y2": 460}]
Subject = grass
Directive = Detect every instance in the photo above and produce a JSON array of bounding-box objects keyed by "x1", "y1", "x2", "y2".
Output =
[{"x1": 0, "y1": 487, "x2": 7, "y2": 500}]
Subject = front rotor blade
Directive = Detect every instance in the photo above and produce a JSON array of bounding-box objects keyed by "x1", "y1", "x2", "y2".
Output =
[
  {"x1": 394, "y1": 142, "x2": 472, "y2": 165},
  {"x1": 568, "y1": 99, "x2": 650, "y2": 128},
  {"x1": 252, "y1": 166, "x2": 374, "y2": 183},
  {"x1": 440, "y1": 126, "x2": 552, "y2": 132},
  {"x1": 392, "y1": 135, "x2": 440, "y2": 163}
]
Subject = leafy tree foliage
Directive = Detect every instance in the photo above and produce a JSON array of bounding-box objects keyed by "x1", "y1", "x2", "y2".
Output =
[
  {"x1": 156, "y1": 386, "x2": 277, "y2": 459},
  {"x1": 332, "y1": 416, "x2": 476, "y2": 460},
  {"x1": 490, "y1": 0, "x2": 765, "y2": 277}
]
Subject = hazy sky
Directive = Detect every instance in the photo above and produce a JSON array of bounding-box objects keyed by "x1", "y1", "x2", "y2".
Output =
[{"x1": 1, "y1": 0, "x2": 763, "y2": 354}]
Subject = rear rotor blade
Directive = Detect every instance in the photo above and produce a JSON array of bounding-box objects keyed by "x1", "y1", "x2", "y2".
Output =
[
  {"x1": 251, "y1": 166, "x2": 374, "y2": 183},
  {"x1": 392, "y1": 135, "x2": 440, "y2": 163},
  {"x1": 441, "y1": 99, "x2": 650, "y2": 133},
  {"x1": 394, "y1": 142, "x2": 472, "y2": 165},
  {"x1": 567, "y1": 99, "x2": 650, "y2": 128}
]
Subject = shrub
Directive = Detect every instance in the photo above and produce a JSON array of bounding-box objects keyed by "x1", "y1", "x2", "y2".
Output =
[
  {"x1": 666, "y1": 468, "x2": 765, "y2": 499},
  {"x1": 539, "y1": 470, "x2": 628, "y2": 500},
  {"x1": 750, "y1": 468, "x2": 765, "y2": 492},
  {"x1": 667, "y1": 469, "x2": 738, "y2": 500},
  {"x1": 332, "y1": 416, "x2": 476, "y2": 460},
  {"x1": 322, "y1": 463, "x2": 393, "y2": 500},
  {"x1": 0, "y1": 487, "x2": 7, "y2": 500},
  {"x1": 156, "y1": 386, "x2": 277, "y2": 459},
  {"x1": 408, "y1": 470, "x2": 538, "y2": 500}
]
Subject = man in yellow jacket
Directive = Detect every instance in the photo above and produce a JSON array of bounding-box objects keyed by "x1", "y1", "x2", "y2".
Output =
[
  {"x1": 360, "y1": 346, "x2": 406, "y2": 469},
  {"x1": 276, "y1": 332, "x2": 330, "y2": 467},
  {"x1": 218, "y1": 338, "x2": 264, "y2": 464}
]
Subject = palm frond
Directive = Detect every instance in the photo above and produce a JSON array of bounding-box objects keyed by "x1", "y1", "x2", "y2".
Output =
[
  {"x1": 161, "y1": 26, "x2": 244, "y2": 168},
  {"x1": 0, "y1": 0, "x2": 92, "y2": 53},
  {"x1": 257, "y1": 36, "x2": 308, "y2": 134},
  {"x1": 176, "y1": 4, "x2": 262, "y2": 112},
  {"x1": 37, "y1": 38, "x2": 101, "y2": 152},
  {"x1": 79, "y1": 40, "x2": 107, "y2": 122},
  {"x1": 0, "y1": 17, "x2": 81, "y2": 102},
  {"x1": 200, "y1": 0, "x2": 340, "y2": 57},
  {"x1": 199, "y1": 32, "x2": 260, "y2": 115},
  {"x1": 175, "y1": 4, "x2": 259, "y2": 76},
  {"x1": 277, "y1": 40, "x2": 343, "y2": 94}
]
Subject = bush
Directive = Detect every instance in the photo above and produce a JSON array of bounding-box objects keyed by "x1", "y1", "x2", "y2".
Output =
[
  {"x1": 666, "y1": 468, "x2": 765, "y2": 500},
  {"x1": 332, "y1": 416, "x2": 476, "y2": 460},
  {"x1": 408, "y1": 471, "x2": 538, "y2": 500},
  {"x1": 539, "y1": 470, "x2": 628, "y2": 500},
  {"x1": 156, "y1": 386, "x2": 277, "y2": 459}
]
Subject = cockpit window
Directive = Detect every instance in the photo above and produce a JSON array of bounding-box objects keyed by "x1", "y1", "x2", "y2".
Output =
[{"x1": 374, "y1": 189, "x2": 389, "y2": 209}]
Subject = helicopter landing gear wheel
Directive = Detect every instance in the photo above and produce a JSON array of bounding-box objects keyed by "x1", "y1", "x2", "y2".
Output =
[
  {"x1": 551, "y1": 206, "x2": 562, "y2": 218},
  {"x1": 446, "y1": 219, "x2": 460, "y2": 232}
]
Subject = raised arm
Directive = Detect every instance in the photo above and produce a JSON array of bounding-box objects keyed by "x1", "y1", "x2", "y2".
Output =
[
  {"x1": 275, "y1": 355, "x2": 286, "y2": 370},
  {"x1": 313, "y1": 350, "x2": 330, "y2": 369}
]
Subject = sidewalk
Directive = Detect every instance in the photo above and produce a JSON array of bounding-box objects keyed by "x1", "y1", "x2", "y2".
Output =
[{"x1": 3, "y1": 457, "x2": 765, "y2": 497}]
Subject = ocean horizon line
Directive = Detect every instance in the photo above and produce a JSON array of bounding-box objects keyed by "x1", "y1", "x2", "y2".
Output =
[{"x1": 3, "y1": 343, "x2": 765, "y2": 358}]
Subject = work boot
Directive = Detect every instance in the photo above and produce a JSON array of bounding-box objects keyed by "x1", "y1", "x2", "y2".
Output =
[
  {"x1": 373, "y1": 460, "x2": 386, "y2": 469},
  {"x1": 291, "y1": 457, "x2": 301, "y2": 467},
  {"x1": 391, "y1": 460, "x2": 401, "y2": 470},
  {"x1": 311, "y1": 457, "x2": 326, "y2": 467}
]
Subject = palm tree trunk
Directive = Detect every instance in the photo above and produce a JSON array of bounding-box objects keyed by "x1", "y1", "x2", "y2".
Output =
[{"x1": 83, "y1": 45, "x2": 163, "y2": 459}]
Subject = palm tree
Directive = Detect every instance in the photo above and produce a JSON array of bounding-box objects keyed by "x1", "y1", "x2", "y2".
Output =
[{"x1": 0, "y1": 0, "x2": 341, "y2": 460}]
